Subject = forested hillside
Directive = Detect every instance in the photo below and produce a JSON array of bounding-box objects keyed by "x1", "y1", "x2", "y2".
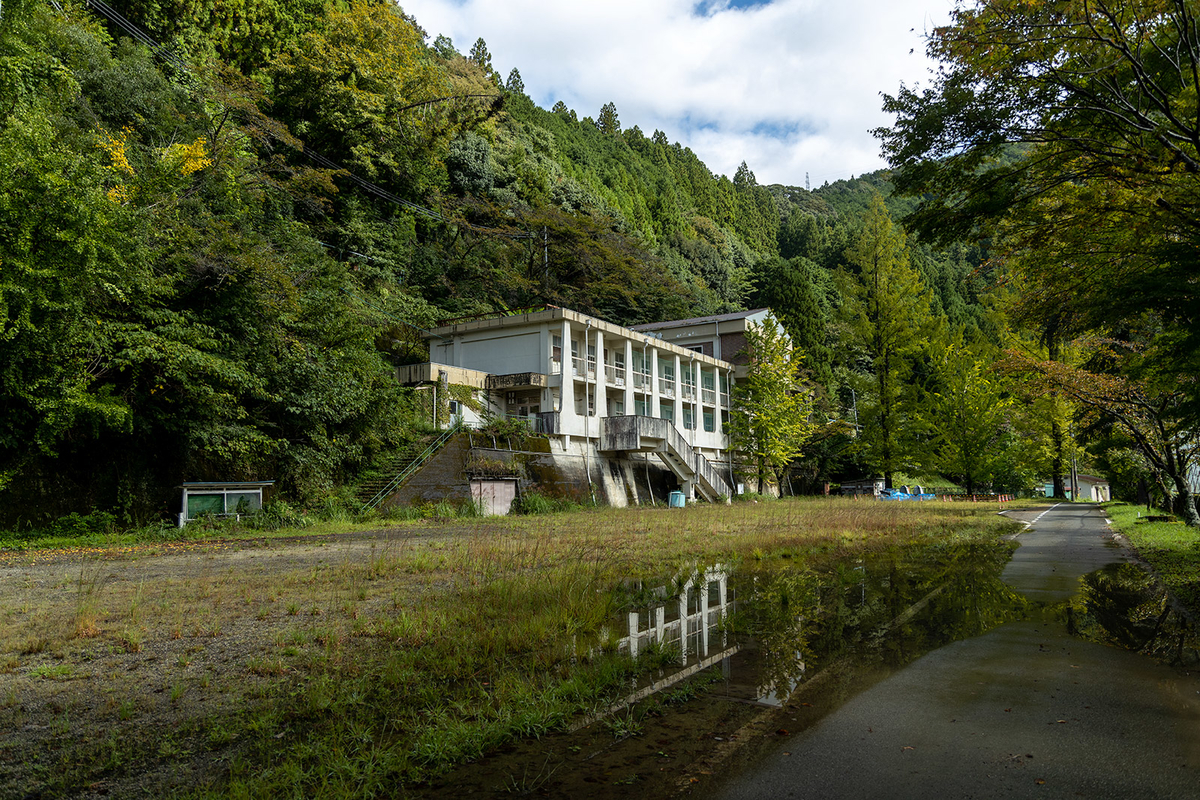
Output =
[{"x1": 0, "y1": 0, "x2": 1037, "y2": 527}]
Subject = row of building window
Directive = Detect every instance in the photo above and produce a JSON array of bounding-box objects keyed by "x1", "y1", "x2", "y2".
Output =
[
  {"x1": 552, "y1": 336, "x2": 728, "y2": 398},
  {"x1": 569, "y1": 397, "x2": 718, "y2": 432}
]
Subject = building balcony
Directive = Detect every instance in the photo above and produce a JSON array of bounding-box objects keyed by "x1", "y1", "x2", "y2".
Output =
[
  {"x1": 605, "y1": 364, "x2": 627, "y2": 387},
  {"x1": 702, "y1": 388, "x2": 716, "y2": 404},
  {"x1": 572, "y1": 357, "x2": 597, "y2": 380},
  {"x1": 486, "y1": 372, "x2": 549, "y2": 391}
]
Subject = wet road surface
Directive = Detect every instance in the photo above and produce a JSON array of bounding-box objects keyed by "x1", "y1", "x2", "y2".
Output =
[{"x1": 715, "y1": 503, "x2": 1200, "y2": 799}]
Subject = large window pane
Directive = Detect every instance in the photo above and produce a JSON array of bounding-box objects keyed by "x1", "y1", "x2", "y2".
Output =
[
  {"x1": 227, "y1": 492, "x2": 261, "y2": 513},
  {"x1": 187, "y1": 494, "x2": 224, "y2": 516}
]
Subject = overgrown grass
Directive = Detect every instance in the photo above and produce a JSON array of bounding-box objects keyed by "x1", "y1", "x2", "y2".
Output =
[
  {"x1": 0, "y1": 495, "x2": 504, "y2": 554},
  {"x1": 0, "y1": 504, "x2": 395, "y2": 553},
  {"x1": 0, "y1": 497, "x2": 1025, "y2": 798},
  {"x1": 511, "y1": 491, "x2": 585, "y2": 515},
  {"x1": 1103, "y1": 500, "x2": 1200, "y2": 608}
]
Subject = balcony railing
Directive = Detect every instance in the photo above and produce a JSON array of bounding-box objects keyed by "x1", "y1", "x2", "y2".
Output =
[
  {"x1": 682, "y1": 384, "x2": 696, "y2": 401},
  {"x1": 633, "y1": 371, "x2": 651, "y2": 390},
  {"x1": 605, "y1": 364, "x2": 627, "y2": 386},
  {"x1": 702, "y1": 388, "x2": 716, "y2": 404},
  {"x1": 660, "y1": 378, "x2": 676, "y2": 398},
  {"x1": 550, "y1": 359, "x2": 562, "y2": 376}
]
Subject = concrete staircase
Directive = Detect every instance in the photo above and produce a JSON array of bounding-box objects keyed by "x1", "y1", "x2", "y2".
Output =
[
  {"x1": 358, "y1": 423, "x2": 463, "y2": 512},
  {"x1": 600, "y1": 416, "x2": 732, "y2": 502}
]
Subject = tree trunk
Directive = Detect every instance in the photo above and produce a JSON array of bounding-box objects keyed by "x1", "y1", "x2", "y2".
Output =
[
  {"x1": 1050, "y1": 416, "x2": 1067, "y2": 499},
  {"x1": 1172, "y1": 474, "x2": 1200, "y2": 527},
  {"x1": 1047, "y1": 332, "x2": 1068, "y2": 500}
]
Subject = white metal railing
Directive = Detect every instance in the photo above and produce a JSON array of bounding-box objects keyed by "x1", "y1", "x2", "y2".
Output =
[
  {"x1": 572, "y1": 357, "x2": 584, "y2": 376},
  {"x1": 550, "y1": 359, "x2": 562, "y2": 375},
  {"x1": 605, "y1": 364, "x2": 627, "y2": 386},
  {"x1": 660, "y1": 378, "x2": 675, "y2": 397},
  {"x1": 682, "y1": 384, "x2": 696, "y2": 401},
  {"x1": 633, "y1": 371, "x2": 650, "y2": 390},
  {"x1": 618, "y1": 566, "x2": 731, "y2": 665},
  {"x1": 702, "y1": 388, "x2": 716, "y2": 404},
  {"x1": 587, "y1": 356, "x2": 597, "y2": 377},
  {"x1": 720, "y1": 392, "x2": 730, "y2": 408}
]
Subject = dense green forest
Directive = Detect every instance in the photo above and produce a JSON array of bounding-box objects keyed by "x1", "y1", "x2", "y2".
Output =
[{"x1": 3, "y1": 0, "x2": 1188, "y2": 528}]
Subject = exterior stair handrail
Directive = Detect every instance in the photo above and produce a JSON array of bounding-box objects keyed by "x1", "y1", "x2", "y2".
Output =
[
  {"x1": 361, "y1": 420, "x2": 464, "y2": 512},
  {"x1": 600, "y1": 415, "x2": 731, "y2": 501},
  {"x1": 658, "y1": 419, "x2": 731, "y2": 500}
]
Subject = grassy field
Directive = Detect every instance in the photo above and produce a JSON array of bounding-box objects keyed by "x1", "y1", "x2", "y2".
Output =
[
  {"x1": 1103, "y1": 500, "x2": 1200, "y2": 609},
  {"x1": 0, "y1": 497, "x2": 1028, "y2": 799}
]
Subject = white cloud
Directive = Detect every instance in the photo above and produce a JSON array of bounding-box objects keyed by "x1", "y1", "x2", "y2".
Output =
[{"x1": 400, "y1": 0, "x2": 953, "y2": 186}]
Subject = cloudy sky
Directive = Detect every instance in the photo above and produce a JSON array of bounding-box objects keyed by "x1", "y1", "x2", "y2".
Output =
[{"x1": 400, "y1": 0, "x2": 954, "y2": 188}]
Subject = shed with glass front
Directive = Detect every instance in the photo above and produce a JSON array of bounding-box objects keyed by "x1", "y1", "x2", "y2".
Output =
[{"x1": 178, "y1": 481, "x2": 273, "y2": 527}]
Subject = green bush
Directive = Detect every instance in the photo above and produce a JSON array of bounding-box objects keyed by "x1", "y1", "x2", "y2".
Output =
[
  {"x1": 387, "y1": 498, "x2": 484, "y2": 521},
  {"x1": 51, "y1": 511, "x2": 119, "y2": 536},
  {"x1": 734, "y1": 491, "x2": 775, "y2": 503},
  {"x1": 476, "y1": 416, "x2": 540, "y2": 441},
  {"x1": 512, "y1": 491, "x2": 581, "y2": 515},
  {"x1": 246, "y1": 500, "x2": 314, "y2": 530}
]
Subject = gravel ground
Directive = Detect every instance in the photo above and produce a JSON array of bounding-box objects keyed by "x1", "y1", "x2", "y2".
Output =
[{"x1": 0, "y1": 526, "x2": 465, "y2": 799}]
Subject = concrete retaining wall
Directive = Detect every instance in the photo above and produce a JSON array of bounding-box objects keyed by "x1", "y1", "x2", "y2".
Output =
[{"x1": 383, "y1": 433, "x2": 683, "y2": 509}]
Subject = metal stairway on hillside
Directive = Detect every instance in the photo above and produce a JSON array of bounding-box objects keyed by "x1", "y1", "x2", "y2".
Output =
[
  {"x1": 599, "y1": 416, "x2": 731, "y2": 502},
  {"x1": 358, "y1": 422, "x2": 463, "y2": 512}
]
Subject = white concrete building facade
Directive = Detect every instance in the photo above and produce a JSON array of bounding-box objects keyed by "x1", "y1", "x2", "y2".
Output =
[
  {"x1": 630, "y1": 308, "x2": 774, "y2": 376},
  {"x1": 415, "y1": 306, "x2": 737, "y2": 500}
]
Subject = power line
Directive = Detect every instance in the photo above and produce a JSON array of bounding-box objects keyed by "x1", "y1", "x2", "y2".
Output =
[
  {"x1": 341, "y1": 287, "x2": 449, "y2": 341},
  {"x1": 85, "y1": 0, "x2": 188, "y2": 75},
  {"x1": 317, "y1": 241, "x2": 400, "y2": 269},
  {"x1": 301, "y1": 147, "x2": 533, "y2": 239}
]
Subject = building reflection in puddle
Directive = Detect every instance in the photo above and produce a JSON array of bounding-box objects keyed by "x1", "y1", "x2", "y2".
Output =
[
  {"x1": 607, "y1": 565, "x2": 804, "y2": 709},
  {"x1": 594, "y1": 540, "x2": 1200, "y2": 728}
]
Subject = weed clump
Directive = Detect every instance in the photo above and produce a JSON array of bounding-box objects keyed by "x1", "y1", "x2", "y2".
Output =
[{"x1": 512, "y1": 491, "x2": 582, "y2": 515}]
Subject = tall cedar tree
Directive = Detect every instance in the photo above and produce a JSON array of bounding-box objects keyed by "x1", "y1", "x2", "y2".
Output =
[{"x1": 840, "y1": 195, "x2": 933, "y2": 488}]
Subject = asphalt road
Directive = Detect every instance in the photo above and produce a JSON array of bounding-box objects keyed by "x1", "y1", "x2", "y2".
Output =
[{"x1": 715, "y1": 503, "x2": 1200, "y2": 799}]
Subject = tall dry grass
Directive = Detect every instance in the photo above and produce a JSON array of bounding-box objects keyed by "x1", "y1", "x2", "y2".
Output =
[{"x1": 1, "y1": 497, "x2": 1022, "y2": 798}]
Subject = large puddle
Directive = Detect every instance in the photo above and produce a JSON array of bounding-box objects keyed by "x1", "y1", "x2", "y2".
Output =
[
  {"x1": 604, "y1": 539, "x2": 1030, "y2": 712},
  {"x1": 418, "y1": 537, "x2": 1200, "y2": 798}
]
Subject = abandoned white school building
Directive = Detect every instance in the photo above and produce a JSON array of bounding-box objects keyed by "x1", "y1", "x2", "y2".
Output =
[{"x1": 396, "y1": 306, "x2": 772, "y2": 503}]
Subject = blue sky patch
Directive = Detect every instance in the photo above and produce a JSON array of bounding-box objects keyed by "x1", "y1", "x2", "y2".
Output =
[{"x1": 693, "y1": 0, "x2": 774, "y2": 17}]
